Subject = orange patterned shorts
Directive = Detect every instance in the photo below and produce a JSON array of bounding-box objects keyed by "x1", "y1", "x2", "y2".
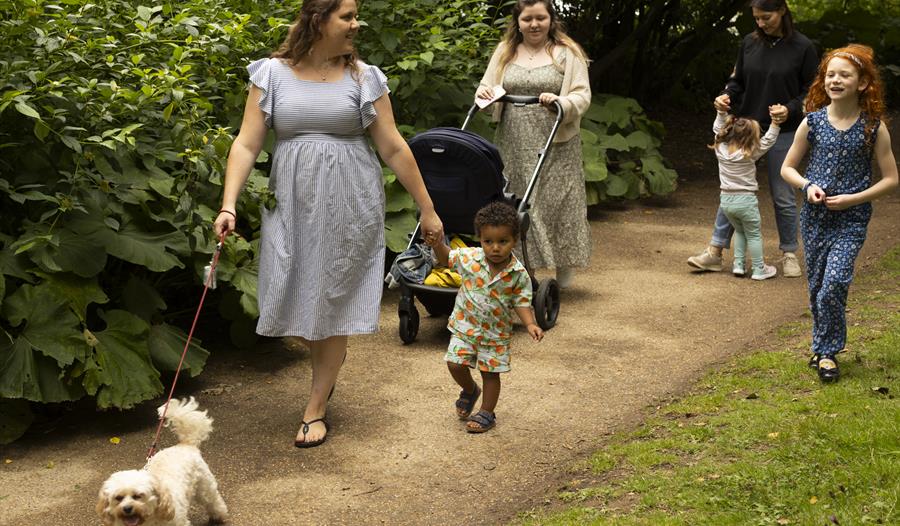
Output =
[{"x1": 444, "y1": 335, "x2": 511, "y2": 373}]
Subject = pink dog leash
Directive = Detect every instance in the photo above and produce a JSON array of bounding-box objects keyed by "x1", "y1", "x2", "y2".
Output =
[{"x1": 146, "y1": 234, "x2": 225, "y2": 460}]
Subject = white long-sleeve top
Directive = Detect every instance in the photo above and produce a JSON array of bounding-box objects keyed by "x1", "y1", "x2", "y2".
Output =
[{"x1": 713, "y1": 111, "x2": 780, "y2": 192}]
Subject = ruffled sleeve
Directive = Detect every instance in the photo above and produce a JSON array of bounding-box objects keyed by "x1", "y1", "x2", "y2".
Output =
[
  {"x1": 359, "y1": 64, "x2": 389, "y2": 129},
  {"x1": 247, "y1": 58, "x2": 275, "y2": 128}
]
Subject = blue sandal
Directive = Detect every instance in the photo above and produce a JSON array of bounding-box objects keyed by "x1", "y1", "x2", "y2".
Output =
[
  {"x1": 455, "y1": 385, "x2": 481, "y2": 419},
  {"x1": 466, "y1": 410, "x2": 496, "y2": 433}
]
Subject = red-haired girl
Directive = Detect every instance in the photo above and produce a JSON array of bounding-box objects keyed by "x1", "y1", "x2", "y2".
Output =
[{"x1": 781, "y1": 44, "x2": 898, "y2": 382}]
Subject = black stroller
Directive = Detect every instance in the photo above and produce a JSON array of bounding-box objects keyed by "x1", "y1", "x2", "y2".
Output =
[{"x1": 396, "y1": 95, "x2": 564, "y2": 344}]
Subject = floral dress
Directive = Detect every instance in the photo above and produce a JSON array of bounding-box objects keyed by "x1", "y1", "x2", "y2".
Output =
[
  {"x1": 800, "y1": 108, "x2": 877, "y2": 357},
  {"x1": 494, "y1": 62, "x2": 591, "y2": 270}
]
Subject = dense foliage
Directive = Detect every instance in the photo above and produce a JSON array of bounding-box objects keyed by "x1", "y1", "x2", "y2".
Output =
[{"x1": 0, "y1": 0, "x2": 677, "y2": 443}]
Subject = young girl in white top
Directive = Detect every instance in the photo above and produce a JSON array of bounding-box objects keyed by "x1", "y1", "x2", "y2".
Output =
[{"x1": 710, "y1": 107, "x2": 785, "y2": 279}]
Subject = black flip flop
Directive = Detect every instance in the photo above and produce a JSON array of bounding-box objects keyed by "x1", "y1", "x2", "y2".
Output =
[{"x1": 294, "y1": 417, "x2": 329, "y2": 448}]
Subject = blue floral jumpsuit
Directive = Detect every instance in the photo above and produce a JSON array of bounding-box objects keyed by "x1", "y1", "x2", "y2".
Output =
[{"x1": 800, "y1": 109, "x2": 878, "y2": 358}]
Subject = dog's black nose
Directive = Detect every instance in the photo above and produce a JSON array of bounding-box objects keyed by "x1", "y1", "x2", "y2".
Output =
[{"x1": 123, "y1": 505, "x2": 133, "y2": 514}]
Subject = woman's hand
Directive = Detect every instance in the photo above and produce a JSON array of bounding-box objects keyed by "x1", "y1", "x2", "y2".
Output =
[
  {"x1": 476, "y1": 86, "x2": 494, "y2": 100},
  {"x1": 768, "y1": 105, "x2": 786, "y2": 125},
  {"x1": 539, "y1": 92, "x2": 559, "y2": 106},
  {"x1": 419, "y1": 208, "x2": 443, "y2": 244},
  {"x1": 769, "y1": 103, "x2": 788, "y2": 124},
  {"x1": 713, "y1": 94, "x2": 731, "y2": 112},
  {"x1": 213, "y1": 209, "x2": 236, "y2": 239}
]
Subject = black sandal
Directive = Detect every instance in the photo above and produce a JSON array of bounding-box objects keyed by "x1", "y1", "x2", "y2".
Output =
[
  {"x1": 294, "y1": 417, "x2": 329, "y2": 448},
  {"x1": 808, "y1": 354, "x2": 820, "y2": 369},
  {"x1": 466, "y1": 410, "x2": 496, "y2": 433},
  {"x1": 817, "y1": 355, "x2": 839, "y2": 383},
  {"x1": 455, "y1": 385, "x2": 481, "y2": 419}
]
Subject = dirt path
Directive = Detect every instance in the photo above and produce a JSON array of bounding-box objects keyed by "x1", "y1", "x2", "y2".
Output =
[{"x1": 2, "y1": 113, "x2": 899, "y2": 526}]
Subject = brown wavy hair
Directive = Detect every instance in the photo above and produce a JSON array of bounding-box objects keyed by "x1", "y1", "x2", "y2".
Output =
[
  {"x1": 496, "y1": 0, "x2": 588, "y2": 76},
  {"x1": 709, "y1": 115, "x2": 762, "y2": 159},
  {"x1": 272, "y1": 0, "x2": 361, "y2": 80},
  {"x1": 805, "y1": 44, "x2": 886, "y2": 145}
]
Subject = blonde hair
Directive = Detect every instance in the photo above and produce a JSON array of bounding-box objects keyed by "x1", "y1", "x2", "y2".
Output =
[
  {"x1": 709, "y1": 115, "x2": 762, "y2": 159},
  {"x1": 496, "y1": 0, "x2": 588, "y2": 76}
]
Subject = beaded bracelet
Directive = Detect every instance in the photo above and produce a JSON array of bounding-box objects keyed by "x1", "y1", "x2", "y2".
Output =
[{"x1": 218, "y1": 209, "x2": 236, "y2": 219}]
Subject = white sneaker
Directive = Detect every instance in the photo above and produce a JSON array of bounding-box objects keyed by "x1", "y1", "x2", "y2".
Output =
[
  {"x1": 751, "y1": 264, "x2": 777, "y2": 281},
  {"x1": 782, "y1": 252, "x2": 802, "y2": 278},
  {"x1": 556, "y1": 267, "x2": 574, "y2": 289},
  {"x1": 687, "y1": 248, "x2": 723, "y2": 272},
  {"x1": 732, "y1": 261, "x2": 746, "y2": 277}
]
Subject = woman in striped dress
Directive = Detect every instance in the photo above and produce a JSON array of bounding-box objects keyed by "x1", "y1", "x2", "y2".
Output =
[{"x1": 213, "y1": 0, "x2": 442, "y2": 447}]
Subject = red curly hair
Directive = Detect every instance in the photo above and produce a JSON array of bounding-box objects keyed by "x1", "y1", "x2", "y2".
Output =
[{"x1": 805, "y1": 44, "x2": 886, "y2": 145}]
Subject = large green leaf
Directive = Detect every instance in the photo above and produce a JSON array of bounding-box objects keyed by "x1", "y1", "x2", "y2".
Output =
[
  {"x1": 40, "y1": 273, "x2": 109, "y2": 323},
  {"x1": 642, "y1": 155, "x2": 679, "y2": 195},
  {"x1": 148, "y1": 322, "x2": 209, "y2": 377},
  {"x1": 384, "y1": 211, "x2": 418, "y2": 253},
  {"x1": 103, "y1": 223, "x2": 186, "y2": 272},
  {"x1": 0, "y1": 337, "x2": 85, "y2": 402},
  {"x1": 1, "y1": 283, "x2": 89, "y2": 367},
  {"x1": 82, "y1": 310, "x2": 162, "y2": 409},
  {"x1": 0, "y1": 398, "x2": 34, "y2": 445},
  {"x1": 384, "y1": 181, "x2": 415, "y2": 213},
  {"x1": 31, "y1": 227, "x2": 107, "y2": 278},
  {"x1": 604, "y1": 174, "x2": 630, "y2": 197},
  {"x1": 122, "y1": 276, "x2": 167, "y2": 322}
]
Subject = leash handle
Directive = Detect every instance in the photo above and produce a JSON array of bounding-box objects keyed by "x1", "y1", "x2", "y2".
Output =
[{"x1": 147, "y1": 234, "x2": 225, "y2": 460}]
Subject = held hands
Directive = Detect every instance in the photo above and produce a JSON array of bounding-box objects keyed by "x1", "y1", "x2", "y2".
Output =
[
  {"x1": 419, "y1": 209, "x2": 443, "y2": 246},
  {"x1": 769, "y1": 104, "x2": 788, "y2": 125},
  {"x1": 526, "y1": 322, "x2": 544, "y2": 342},
  {"x1": 422, "y1": 227, "x2": 444, "y2": 248},
  {"x1": 713, "y1": 94, "x2": 731, "y2": 112}
]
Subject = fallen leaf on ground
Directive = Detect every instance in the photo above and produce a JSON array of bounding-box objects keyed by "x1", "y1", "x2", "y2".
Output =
[
  {"x1": 776, "y1": 518, "x2": 790, "y2": 525},
  {"x1": 767, "y1": 432, "x2": 780, "y2": 439},
  {"x1": 810, "y1": 496, "x2": 818, "y2": 504},
  {"x1": 4, "y1": 459, "x2": 12, "y2": 464},
  {"x1": 109, "y1": 437, "x2": 121, "y2": 445}
]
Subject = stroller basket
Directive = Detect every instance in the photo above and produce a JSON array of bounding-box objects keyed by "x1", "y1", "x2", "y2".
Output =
[{"x1": 394, "y1": 95, "x2": 564, "y2": 344}]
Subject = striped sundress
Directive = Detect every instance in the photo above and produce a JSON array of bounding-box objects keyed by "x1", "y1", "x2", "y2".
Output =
[{"x1": 247, "y1": 58, "x2": 388, "y2": 340}]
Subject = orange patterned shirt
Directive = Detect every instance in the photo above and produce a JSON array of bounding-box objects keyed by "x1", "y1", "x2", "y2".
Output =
[{"x1": 447, "y1": 247, "x2": 532, "y2": 346}]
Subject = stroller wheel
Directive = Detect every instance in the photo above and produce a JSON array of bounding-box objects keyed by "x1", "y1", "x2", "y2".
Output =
[
  {"x1": 399, "y1": 305, "x2": 420, "y2": 344},
  {"x1": 534, "y1": 279, "x2": 560, "y2": 330}
]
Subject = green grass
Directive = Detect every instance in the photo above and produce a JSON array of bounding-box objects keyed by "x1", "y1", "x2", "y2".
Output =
[{"x1": 519, "y1": 247, "x2": 900, "y2": 526}]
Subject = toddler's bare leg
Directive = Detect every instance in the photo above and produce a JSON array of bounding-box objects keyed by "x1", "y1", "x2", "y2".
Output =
[{"x1": 479, "y1": 371, "x2": 500, "y2": 414}]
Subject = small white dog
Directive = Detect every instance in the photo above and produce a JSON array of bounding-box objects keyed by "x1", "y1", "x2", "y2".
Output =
[{"x1": 96, "y1": 397, "x2": 228, "y2": 526}]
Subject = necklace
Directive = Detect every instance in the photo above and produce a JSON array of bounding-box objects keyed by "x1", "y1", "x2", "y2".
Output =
[
  {"x1": 522, "y1": 43, "x2": 544, "y2": 61},
  {"x1": 314, "y1": 58, "x2": 337, "y2": 81},
  {"x1": 767, "y1": 36, "x2": 783, "y2": 48}
]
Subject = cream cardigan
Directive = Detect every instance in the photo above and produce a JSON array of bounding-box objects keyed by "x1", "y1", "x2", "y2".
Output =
[{"x1": 477, "y1": 41, "x2": 591, "y2": 143}]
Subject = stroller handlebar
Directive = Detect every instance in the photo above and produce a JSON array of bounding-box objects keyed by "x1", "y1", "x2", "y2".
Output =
[{"x1": 462, "y1": 95, "x2": 563, "y2": 130}]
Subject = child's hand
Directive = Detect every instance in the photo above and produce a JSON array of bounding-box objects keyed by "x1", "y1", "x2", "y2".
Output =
[
  {"x1": 526, "y1": 323, "x2": 544, "y2": 342},
  {"x1": 806, "y1": 184, "x2": 826, "y2": 204},
  {"x1": 825, "y1": 194, "x2": 856, "y2": 210}
]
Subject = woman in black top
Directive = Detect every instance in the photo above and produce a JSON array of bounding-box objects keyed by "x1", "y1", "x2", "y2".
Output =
[{"x1": 687, "y1": 0, "x2": 817, "y2": 277}]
